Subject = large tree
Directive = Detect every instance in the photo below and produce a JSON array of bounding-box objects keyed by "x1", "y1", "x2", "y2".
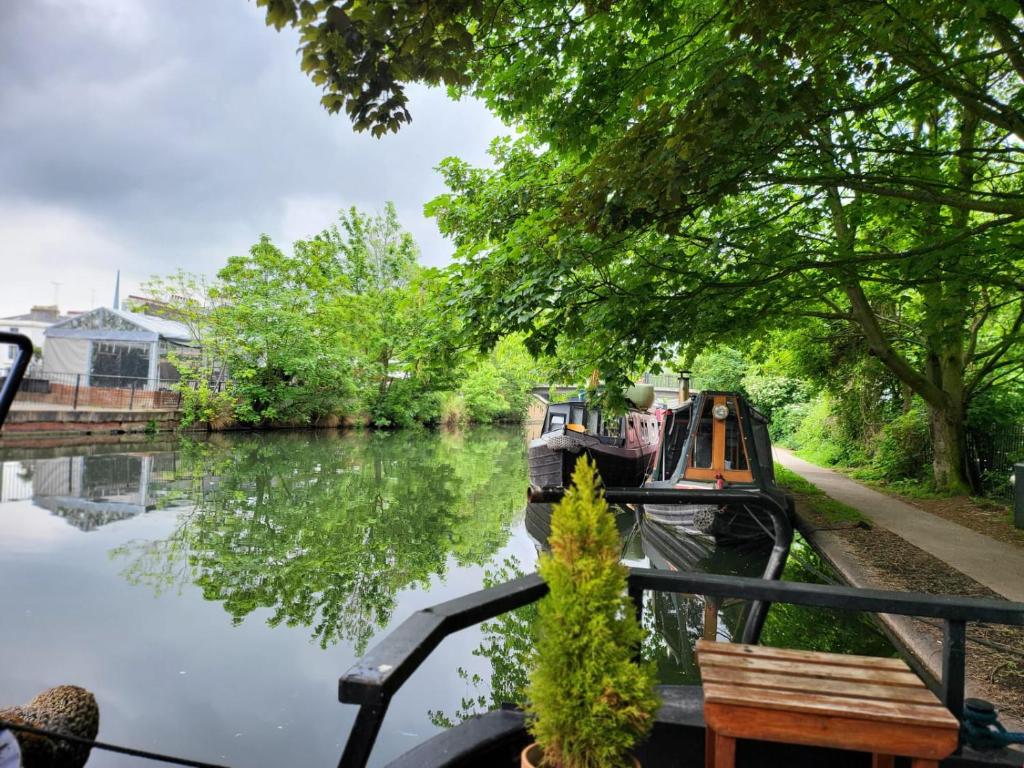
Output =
[{"x1": 259, "y1": 0, "x2": 1024, "y2": 490}]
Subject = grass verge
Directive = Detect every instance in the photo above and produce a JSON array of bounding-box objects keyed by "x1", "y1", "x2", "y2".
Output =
[{"x1": 774, "y1": 463, "x2": 865, "y2": 525}]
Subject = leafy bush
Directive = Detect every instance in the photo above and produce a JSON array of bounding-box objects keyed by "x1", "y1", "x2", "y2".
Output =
[
  {"x1": 790, "y1": 394, "x2": 865, "y2": 466},
  {"x1": 369, "y1": 378, "x2": 441, "y2": 428},
  {"x1": 688, "y1": 346, "x2": 749, "y2": 392},
  {"x1": 527, "y1": 456, "x2": 658, "y2": 767},
  {"x1": 770, "y1": 400, "x2": 811, "y2": 444},
  {"x1": 870, "y1": 405, "x2": 932, "y2": 482},
  {"x1": 438, "y1": 393, "x2": 469, "y2": 427},
  {"x1": 172, "y1": 378, "x2": 235, "y2": 429},
  {"x1": 743, "y1": 373, "x2": 812, "y2": 442}
]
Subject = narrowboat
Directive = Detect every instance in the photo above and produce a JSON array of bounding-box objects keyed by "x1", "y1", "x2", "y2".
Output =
[
  {"x1": 528, "y1": 385, "x2": 660, "y2": 489},
  {"x1": 642, "y1": 390, "x2": 792, "y2": 544}
]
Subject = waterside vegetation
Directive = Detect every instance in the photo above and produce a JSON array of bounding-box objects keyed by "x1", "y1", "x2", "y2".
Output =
[{"x1": 145, "y1": 204, "x2": 547, "y2": 430}]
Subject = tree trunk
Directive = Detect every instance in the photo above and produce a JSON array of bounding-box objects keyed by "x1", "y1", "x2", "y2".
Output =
[{"x1": 927, "y1": 400, "x2": 970, "y2": 493}]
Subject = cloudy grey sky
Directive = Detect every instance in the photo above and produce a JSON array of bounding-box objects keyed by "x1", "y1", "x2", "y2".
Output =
[{"x1": 0, "y1": 0, "x2": 506, "y2": 318}]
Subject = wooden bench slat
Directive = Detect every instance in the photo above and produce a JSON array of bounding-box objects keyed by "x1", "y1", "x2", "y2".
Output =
[
  {"x1": 698, "y1": 653, "x2": 924, "y2": 687},
  {"x1": 700, "y1": 666, "x2": 939, "y2": 704},
  {"x1": 695, "y1": 639, "x2": 908, "y2": 671},
  {"x1": 703, "y1": 701, "x2": 960, "y2": 759},
  {"x1": 703, "y1": 683, "x2": 958, "y2": 728}
]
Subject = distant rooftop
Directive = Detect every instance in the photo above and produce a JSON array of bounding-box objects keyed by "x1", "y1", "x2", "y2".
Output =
[{"x1": 2, "y1": 305, "x2": 68, "y2": 323}]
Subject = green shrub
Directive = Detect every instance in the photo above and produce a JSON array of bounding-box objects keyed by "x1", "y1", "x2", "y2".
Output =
[
  {"x1": 870, "y1": 405, "x2": 932, "y2": 482},
  {"x1": 768, "y1": 400, "x2": 810, "y2": 444},
  {"x1": 440, "y1": 392, "x2": 469, "y2": 427},
  {"x1": 173, "y1": 379, "x2": 236, "y2": 429},
  {"x1": 789, "y1": 394, "x2": 863, "y2": 465},
  {"x1": 527, "y1": 456, "x2": 658, "y2": 768}
]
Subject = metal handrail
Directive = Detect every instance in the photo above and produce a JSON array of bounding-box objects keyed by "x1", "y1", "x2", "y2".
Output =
[
  {"x1": 0, "y1": 332, "x2": 33, "y2": 426},
  {"x1": 336, "y1": 564, "x2": 1024, "y2": 768}
]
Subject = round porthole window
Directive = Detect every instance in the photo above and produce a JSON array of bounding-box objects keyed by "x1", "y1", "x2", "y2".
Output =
[{"x1": 712, "y1": 403, "x2": 729, "y2": 420}]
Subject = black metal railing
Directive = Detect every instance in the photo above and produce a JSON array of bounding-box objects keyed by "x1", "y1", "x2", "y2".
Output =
[
  {"x1": 0, "y1": 369, "x2": 215, "y2": 412},
  {"x1": 967, "y1": 426, "x2": 1024, "y2": 500},
  {"x1": 336, "y1": 563, "x2": 1024, "y2": 768},
  {"x1": 0, "y1": 332, "x2": 33, "y2": 425}
]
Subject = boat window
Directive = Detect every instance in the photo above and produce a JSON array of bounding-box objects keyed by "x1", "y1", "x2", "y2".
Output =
[
  {"x1": 586, "y1": 409, "x2": 601, "y2": 433},
  {"x1": 548, "y1": 413, "x2": 566, "y2": 430},
  {"x1": 724, "y1": 397, "x2": 749, "y2": 470},
  {"x1": 569, "y1": 405, "x2": 585, "y2": 425},
  {"x1": 691, "y1": 398, "x2": 714, "y2": 469},
  {"x1": 661, "y1": 410, "x2": 689, "y2": 479}
]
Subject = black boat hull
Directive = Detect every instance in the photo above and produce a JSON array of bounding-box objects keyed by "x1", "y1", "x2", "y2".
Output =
[
  {"x1": 528, "y1": 436, "x2": 655, "y2": 488},
  {"x1": 642, "y1": 496, "x2": 789, "y2": 546}
]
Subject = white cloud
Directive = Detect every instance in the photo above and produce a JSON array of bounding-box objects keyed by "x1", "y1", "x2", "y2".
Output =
[
  {"x1": 0, "y1": 200, "x2": 138, "y2": 315},
  {"x1": 0, "y1": 1, "x2": 507, "y2": 314}
]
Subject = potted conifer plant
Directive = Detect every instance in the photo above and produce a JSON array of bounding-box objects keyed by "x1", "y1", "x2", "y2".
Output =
[{"x1": 522, "y1": 456, "x2": 659, "y2": 768}]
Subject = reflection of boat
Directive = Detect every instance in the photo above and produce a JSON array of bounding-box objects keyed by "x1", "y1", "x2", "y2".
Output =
[
  {"x1": 528, "y1": 390, "x2": 659, "y2": 488},
  {"x1": 642, "y1": 390, "x2": 792, "y2": 544},
  {"x1": 641, "y1": 517, "x2": 770, "y2": 676}
]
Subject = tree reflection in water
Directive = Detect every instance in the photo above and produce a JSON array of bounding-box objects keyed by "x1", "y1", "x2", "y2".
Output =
[{"x1": 113, "y1": 427, "x2": 528, "y2": 653}]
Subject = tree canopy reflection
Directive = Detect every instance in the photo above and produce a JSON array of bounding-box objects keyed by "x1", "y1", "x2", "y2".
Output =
[{"x1": 114, "y1": 428, "x2": 527, "y2": 652}]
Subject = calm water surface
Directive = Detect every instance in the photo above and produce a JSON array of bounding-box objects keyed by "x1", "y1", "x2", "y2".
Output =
[{"x1": 0, "y1": 427, "x2": 891, "y2": 767}]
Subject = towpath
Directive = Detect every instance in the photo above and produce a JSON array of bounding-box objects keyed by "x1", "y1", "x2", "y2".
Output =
[{"x1": 773, "y1": 447, "x2": 1024, "y2": 602}]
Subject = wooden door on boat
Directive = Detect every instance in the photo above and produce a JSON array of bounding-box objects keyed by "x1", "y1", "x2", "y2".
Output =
[{"x1": 684, "y1": 395, "x2": 753, "y2": 483}]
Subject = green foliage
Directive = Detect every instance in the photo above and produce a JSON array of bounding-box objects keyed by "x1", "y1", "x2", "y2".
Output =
[
  {"x1": 457, "y1": 336, "x2": 543, "y2": 424},
  {"x1": 528, "y1": 457, "x2": 658, "y2": 767},
  {"x1": 789, "y1": 395, "x2": 866, "y2": 467},
  {"x1": 170, "y1": 357, "x2": 235, "y2": 429},
  {"x1": 686, "y1": 347, "x2": 749, "y2": 393},
  {"x1": 147, "y1": 204, "x2": 542, "y2": 429},
  {"x1": 870, "y1": 406, "x2": 933, "y2": 483},
  {"x1": 264, "y1": 0, "x2": 1024, "y2": 490}
]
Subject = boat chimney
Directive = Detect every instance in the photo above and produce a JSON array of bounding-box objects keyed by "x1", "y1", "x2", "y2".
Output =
[{"x1": 678, "y1": 370, "x2": 691, "y2": 403}]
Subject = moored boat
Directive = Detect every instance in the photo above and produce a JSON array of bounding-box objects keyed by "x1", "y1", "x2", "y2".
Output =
[
  {"x1": 642, "y1": 390, "x2": 792, "y2": 544},
  {"x1": 528, "y1": 385, "x2": 660, "y2": 489}
]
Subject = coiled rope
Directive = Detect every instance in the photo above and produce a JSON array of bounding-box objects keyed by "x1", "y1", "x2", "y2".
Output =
[
  {"x1": 961, "y1": 699, "x2": 1024, "y2": 750},
  {"x1": 0, "y1": 719, "x2": 230, "y2": 768}
]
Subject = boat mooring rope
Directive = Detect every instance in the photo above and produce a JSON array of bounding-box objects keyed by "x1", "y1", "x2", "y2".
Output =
[
  {"x1": 961, "y1": 699, "x2": 1024, "y2": 749},
  {"x1": 0, "y1": 719, "x2": 231, "y2": 768}
]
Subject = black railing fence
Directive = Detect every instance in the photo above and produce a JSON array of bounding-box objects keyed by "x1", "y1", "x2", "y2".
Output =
[
  {"x1": 337, "y1": 567, "x2": 1024, "y2": 768},
  {"x1": 967, "y1": 426, "x2": 1024, "y2": 500}
]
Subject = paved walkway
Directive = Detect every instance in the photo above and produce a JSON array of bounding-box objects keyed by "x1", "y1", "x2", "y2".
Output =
[{"x1": 774, "y1": 447, "x2": 1024, "y2": 603}]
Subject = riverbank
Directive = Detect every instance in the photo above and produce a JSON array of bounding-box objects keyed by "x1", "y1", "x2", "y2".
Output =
[
  {"x1": 776, "y1": 451, "x2": 1024, "y2": 729},
  {"x1": 1, "y1": 406, "x2": 180, "y2": 437}
]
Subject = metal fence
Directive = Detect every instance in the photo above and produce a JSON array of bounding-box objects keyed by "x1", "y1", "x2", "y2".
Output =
[
  {"x1": 0, "y1": 370, "x2": 192, "y2": 411},
  {"x1": 640, "y1": 372, "x2": 681, "y2": 389},
  {"x1": 966, "y1": 425, "x2": 1024, "y2": 500}
]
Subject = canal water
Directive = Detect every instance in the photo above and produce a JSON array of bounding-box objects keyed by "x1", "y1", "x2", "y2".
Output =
[{"x1": 0, "y1": 427, "x2": 892, "y2": 767}]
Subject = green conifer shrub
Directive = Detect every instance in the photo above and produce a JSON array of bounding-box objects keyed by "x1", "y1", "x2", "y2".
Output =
[{"x1": 526, "y1": 456, "x2": 659, "y2": 767}]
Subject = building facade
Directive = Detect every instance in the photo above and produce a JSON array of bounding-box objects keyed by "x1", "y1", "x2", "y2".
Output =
[{"x1": 0, "y1": 305, "x2": 68, "y2": 375}]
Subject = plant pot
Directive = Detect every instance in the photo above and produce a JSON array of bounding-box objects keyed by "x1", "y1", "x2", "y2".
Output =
[{"x1": 520, "y1": 743, "x2": 640, "y2": 767}]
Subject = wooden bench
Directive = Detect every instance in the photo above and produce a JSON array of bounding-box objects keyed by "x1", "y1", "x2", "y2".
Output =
[{"x1": 696, "y1": 639, "x2": 960, "y2": 768}]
